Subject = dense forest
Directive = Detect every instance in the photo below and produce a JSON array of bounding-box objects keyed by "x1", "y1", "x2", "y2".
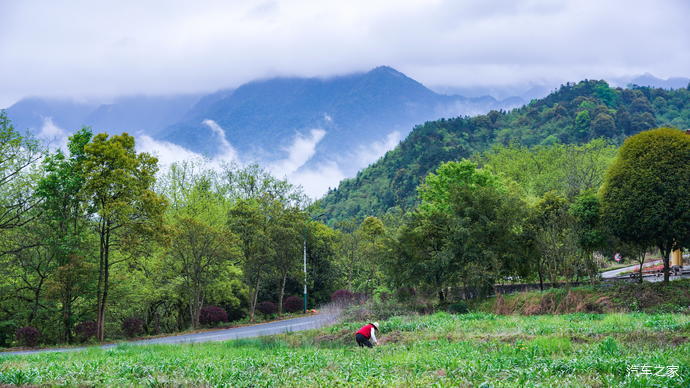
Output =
[{"x1": 318, "y1": 80, "x2": 690, "y2": 223}]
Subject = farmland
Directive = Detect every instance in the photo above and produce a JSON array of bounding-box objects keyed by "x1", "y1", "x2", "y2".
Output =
[{"x1": 2, "y1": 311, "x2": 689, "y2": 387}]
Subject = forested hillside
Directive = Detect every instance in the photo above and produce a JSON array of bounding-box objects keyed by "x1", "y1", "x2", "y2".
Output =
[{"x1": 318, "y1": 80, "x2": 690, "y2": 223}]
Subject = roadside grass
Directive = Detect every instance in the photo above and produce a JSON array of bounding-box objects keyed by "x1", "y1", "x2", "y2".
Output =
[
  {"x1": 475, "y1": 279, "x2": 690, "y2": 315},
  {"x1": 1, "y1": 312, "x2": 315, "y2": 353},
  {"x1": 1, "y1": 312, "x2": 689, "y2": 387}
]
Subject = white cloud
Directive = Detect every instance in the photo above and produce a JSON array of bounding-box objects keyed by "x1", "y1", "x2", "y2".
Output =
[
  {"x1": 287, "y1": 161, "x2": 346, "y2": 199},
  {"x1": 137, "y1": 135, "x2": 205, "y2": 168},
  {"x1": 202, "y1": 119, "x2": 238, "y2": 162},
  {"x1": 37, "y1": 117, "x2": 68, "y2": 150},
  {"x1": 136, "y1": 125, "x2": 335, "y2": 197},
  {"x1": 268, "y1": 129, "x2": 326, "y2": 176},
  {"x1": 352, "y1": 131, "x2": 401, "y2": 169}
]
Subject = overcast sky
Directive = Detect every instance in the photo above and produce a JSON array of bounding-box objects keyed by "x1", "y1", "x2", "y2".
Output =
[{"x1": 1, "y1": 0, "x2": 689, "y2": 107}]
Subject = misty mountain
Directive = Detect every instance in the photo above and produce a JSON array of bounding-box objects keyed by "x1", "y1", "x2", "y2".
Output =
[
  {"x1": 5, "y1": 94, "x2": 201, "y2": 137},
  {"x1": 161, "y1": 66, "x2": 521, "y2": 166},
  {"x1": 609, "y1": 73, "x2": 690, "y2": 90}
]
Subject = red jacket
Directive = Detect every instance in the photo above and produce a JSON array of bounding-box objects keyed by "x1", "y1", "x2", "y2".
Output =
[{"x1": 356, "y1": 323, "x2": 376, "y2": 338}]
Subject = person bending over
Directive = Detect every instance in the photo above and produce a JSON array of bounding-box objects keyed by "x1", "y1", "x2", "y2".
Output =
[{"x1": 355, "y1": 322, "x2": 379, "y2": 348}]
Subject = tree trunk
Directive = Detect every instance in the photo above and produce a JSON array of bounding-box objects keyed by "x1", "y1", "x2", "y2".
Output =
[
  {"x1": 62, "y1": 288, "x2": 73, "y2": 343},
  {"x1": 249, "y1": 277, "x2": 260, "y2": 322},
  {"x1": 538, "y1": 264, "x2": 544, "y2": 291},
  {"x1": 278, "y1": 272, "x2": 287, "y2": 315},
  {"x1": 660, "y1": 246, "x2": 671, "y2": 282},
  {"x1": 637, "y1": 256, "x2": 645, "y2": 284},
  {"x1": 96, "y1": 223, "x2": 111, "y2": 342}
]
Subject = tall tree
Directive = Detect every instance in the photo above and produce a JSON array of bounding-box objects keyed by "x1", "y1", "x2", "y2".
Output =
[
  {"x1": 80, "y1": 133, "x2": 166, "y2": 341},
  {"x1": 35, "y1": 128, "x2": 94, "y2": 342},
  {"x1": 228, "y1": 199, "x2": 274, "y2": 322},
  {"x1": 601, "y1": 127, "x2": 690, "y2": 282},
  {"x1": 267, "y1": 202, "x2": 304, "y2": 315},
  {"x1": 169, "y1": 217, "x2": 240, "y2": 328}
]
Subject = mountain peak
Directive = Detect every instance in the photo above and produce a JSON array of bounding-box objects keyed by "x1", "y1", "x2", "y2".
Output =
[{"x1": 368, "y1": 65, "x2": 405, "y2": 77}]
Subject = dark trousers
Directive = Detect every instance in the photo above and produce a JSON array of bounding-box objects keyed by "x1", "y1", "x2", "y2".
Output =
[{"x1": 355, "y1": 333, "x2": 373, "y2": 348}]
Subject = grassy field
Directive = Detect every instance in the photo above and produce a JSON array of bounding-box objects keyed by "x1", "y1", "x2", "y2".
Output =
[{"x1": 1, "y1": 312, "x2": 689, "y2": 387}]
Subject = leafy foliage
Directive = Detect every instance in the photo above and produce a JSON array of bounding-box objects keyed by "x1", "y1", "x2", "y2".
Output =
[
  {"x1": 331, "y1": 289, "x2": 355, "y2": 304},
  {"x1": 601, "y1": 127, "x2": 690, "y2": 280},
  {"x1": 256, "y1": 301, "x2": 277, "y2": 316},
  {"x1": 199, "y1": 306, "x2": 228, "y2": 326},
  {"x1": 74, "y1": 321, "x2": 97, "y2": 343},
  {"x1": 122, "y1": 318, "x2": 144, "y2": 338},
  {"x1": 282, "y1": 296, "x2": 303, "y2": 313},
  {"x1": 15, "y1": 326, "x2": 40, "y2": 347}
]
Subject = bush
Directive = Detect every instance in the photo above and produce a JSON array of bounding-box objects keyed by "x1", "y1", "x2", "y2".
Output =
[
  {"x1": 374, "y1": 286, "x2": 393, "y2": 303},
  {"x1": 283, "y1": 296, "x2": 303, "y2": 313},
  {"x1": 257, "y1": 301, "x2": 277, "y2": 316},
  {"x1": 447, "y1": 301, "x2": 469, "y2": 314},
  {"x1": 122, "y1": 317, "x2": 144, "y2": 338},
  {"x1": 16, "y1": 326, "x2": 41, "y2": 347},
  {"x1": 75, "y1": 321, "x2": 97, "y2": 342},
  {"x1": 199, "y1": 306, "x2": 228, "y2": 325},
  {"x1": 395, "y1": 287, "x2": 417, "y2": 302},
  {"x1": 331, "y1": 289, "x2": 354, "y2": 305}
]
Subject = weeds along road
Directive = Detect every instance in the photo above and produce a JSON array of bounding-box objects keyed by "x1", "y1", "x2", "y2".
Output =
[{"x1": 2, "y1": 313, "x2": 339, "y2": 356}]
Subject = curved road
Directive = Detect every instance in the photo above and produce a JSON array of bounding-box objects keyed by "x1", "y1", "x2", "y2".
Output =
[{"x1": 2, "y1": 313, "x2": 338, "y2": 357}]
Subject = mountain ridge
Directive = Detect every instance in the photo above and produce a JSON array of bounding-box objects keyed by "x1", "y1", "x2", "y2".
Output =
[{"x1": 317, "y1": 80, "x2": 690, "y2": 223}]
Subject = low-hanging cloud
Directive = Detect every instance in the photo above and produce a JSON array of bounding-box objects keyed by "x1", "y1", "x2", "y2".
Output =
[
  {"x1": 202, "y1": 119, "x2": 238, "y2": 162},
  {"x1": 268, "y1": 129, "x2": 326, "y2": 177},
  {"x1": 352, "y1": 131, "x2": 401, "y2": 170},
  {"x1": 29, "y1": 115, "x2": 401, "y2": 198},
  {"x1": 2, "y1": 0, "x2": 689, "y2": 107}
]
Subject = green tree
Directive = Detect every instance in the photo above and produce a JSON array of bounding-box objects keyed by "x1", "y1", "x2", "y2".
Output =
[
  {"x1": 169, "y1": 216, "x2": 241, "y2": 328},
  {"x1": 228, "y1": 199, "x2": 274, "y2": 322},
  {"x1": 527, "y1": 192, "x2": 583, "y2": 288},
  {"x1": 391, "y1": 161, "x2": 526, "y2": 300},
  {"x1": 81, "y1": 133, "x2": 166, "y2": 341},
  {"x1": 35, "y1": 128, "x2": 94, "y2": 342},
  {"x1": 600, "y1": 127, "x2": 690, "y2": 282},
  {"x1": 268, "y1": 202, "x2": 305, "y2": 315}
]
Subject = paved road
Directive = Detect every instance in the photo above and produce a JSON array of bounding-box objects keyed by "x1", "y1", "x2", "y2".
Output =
[
  {"x1": 600, "y1": 260, "x2": 662, "y2": 278},
  {"x1": 601, "y1": 260, "x2": 690, "y2": 282},
  {"x1": 2, "y1": 313, "x2": 338, "y2": 357}
]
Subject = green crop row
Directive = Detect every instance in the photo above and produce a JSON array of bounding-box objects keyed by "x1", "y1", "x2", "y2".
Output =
[{"x1": 1, "y1": 312, "x2": 689, "y2": 387}]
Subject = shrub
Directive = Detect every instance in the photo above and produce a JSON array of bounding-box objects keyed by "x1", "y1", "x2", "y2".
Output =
[
  {"x1": 16, "y1": 326, "x2": 41, "y2": 347},
  {"x1": 447, "y1": 301, "x2": 469, "y2": 314},
  {"x1": 395, "y1": 287, "x2": 417, "y2": 302},
  {"x1": 199, "y1": 306, "x2": 228, "y2": 325},
  {"x1": 283, "y1": 296, "x2": 303, "y2": 313},
  {"x1": 257, "y1": 301, "x2": 277, "y2": 316},
  {"x1": 331, "y1": 289, "x2": 354, "y2": 304},
  {"x1": 75, "y1": 321, "x2": 97, "y2": 342},
  {"x1": 122, "y1": 317, "x2": 144, "y2": 338},
  {"x1": 374, "y1": 286, "x2": 393, "y2": 303}
]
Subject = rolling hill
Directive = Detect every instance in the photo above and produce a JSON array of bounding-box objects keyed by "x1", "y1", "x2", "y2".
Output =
[{"x1": 317, "y1": 80, "x2": 690, "y2": 223}]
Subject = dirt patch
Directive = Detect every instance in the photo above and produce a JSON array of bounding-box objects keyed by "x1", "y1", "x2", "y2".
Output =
[
  {"x1": 378, "y1": 331, "x2": 405, "y2": 345},
  {"x1": 313, "y1": 329, "x2": 352, "y2": 346},
  {"x1": 618, "y1": 332, "x2": 689, "y2": 347}
]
